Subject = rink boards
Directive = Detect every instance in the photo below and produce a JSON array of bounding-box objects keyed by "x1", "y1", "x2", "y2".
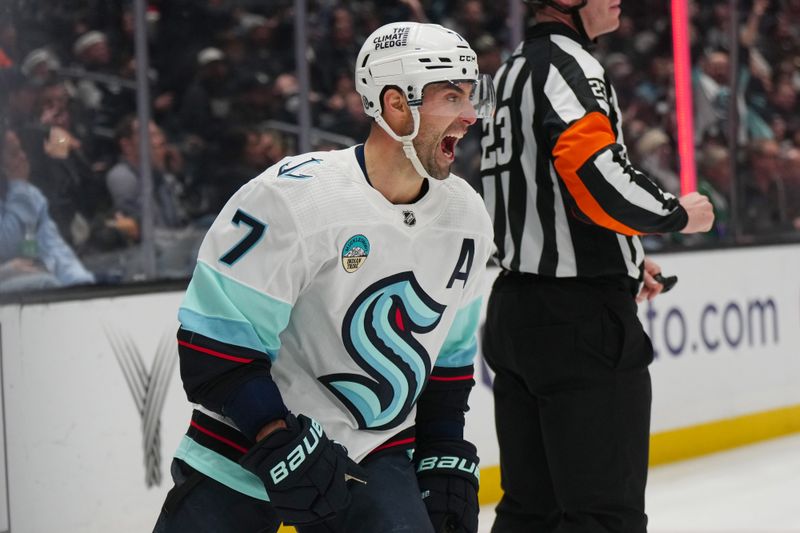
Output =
[{"x1": 0, "y1": 244, "x2": 798, "y2": 533}]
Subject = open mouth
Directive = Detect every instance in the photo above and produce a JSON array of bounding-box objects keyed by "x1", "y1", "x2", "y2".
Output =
[{"x1": 440, "y1": 135, "x2": 459, "y2": 161}]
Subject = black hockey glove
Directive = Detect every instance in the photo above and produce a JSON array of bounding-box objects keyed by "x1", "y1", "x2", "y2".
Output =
[
  {"x1": 414, "y1": 439, "x2": 480, "y2": 533},
  {"x1": 239, "y1": 413, "x2": 367, "y2": 526}
]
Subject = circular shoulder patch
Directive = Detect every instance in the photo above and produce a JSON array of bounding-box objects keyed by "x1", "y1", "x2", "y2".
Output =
[{"x1": 342, "y1": 234, "x2": 370, "y2": 273}]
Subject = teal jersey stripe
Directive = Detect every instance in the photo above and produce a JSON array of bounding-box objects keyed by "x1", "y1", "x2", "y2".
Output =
[
  {"x1": 437, "y1": 297, "x2": 482, "y2": 368},
  {"x1": 437, "y1": 337, "x2": 478, "y2": 368},
  {"x1": 179, "y1": 261, "x2": 292, "y2": 359},
  {"x1": 174, "y1": 435, "x2": 269, "y2": 501}
]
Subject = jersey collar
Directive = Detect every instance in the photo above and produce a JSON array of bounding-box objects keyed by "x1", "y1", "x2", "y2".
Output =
[
  {"x1": 349, "y1": 145, "x2": 448, "y2": 230},
  {"x1": 354, "y1": 144, "x2": 430, "y2": 204}
]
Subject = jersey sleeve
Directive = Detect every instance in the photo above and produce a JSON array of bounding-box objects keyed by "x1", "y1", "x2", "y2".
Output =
[
  {"x1": 176, "y1": 177, "x2": 309, "y2": 440},
  {"x1": 416, "y1": 212, "x2": 492, "y2": 443},
  {"x1": 541, "y1": 41, "x2": 688, "y2": 236}
]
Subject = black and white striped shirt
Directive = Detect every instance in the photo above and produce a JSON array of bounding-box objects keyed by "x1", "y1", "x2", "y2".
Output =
[{"x1": 479, "y1": 23, "x2": 687, "y2": 280}]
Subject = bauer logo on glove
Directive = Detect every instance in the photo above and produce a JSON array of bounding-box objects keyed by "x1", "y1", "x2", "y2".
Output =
[
  {"x1": 240, "y1": 413, "x2": 368, "y2": 525},
  {"x1": 416, "y1": 455, "x2": 480, "y2": 482},
  {"x1": 269, "y1": 418, "x2": 324, "y2": 484}
]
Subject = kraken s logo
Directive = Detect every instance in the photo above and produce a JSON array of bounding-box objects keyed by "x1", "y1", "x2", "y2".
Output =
[{"x1": 319, "y1": 272, "x2": 446, "y2": 430}]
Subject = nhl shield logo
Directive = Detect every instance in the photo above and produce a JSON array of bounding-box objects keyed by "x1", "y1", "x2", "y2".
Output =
[{"x1": 403, "y1": 210, "x2": 416, "y2": 227}]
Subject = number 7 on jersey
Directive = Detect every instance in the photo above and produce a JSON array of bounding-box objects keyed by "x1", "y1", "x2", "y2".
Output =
[{"x1": 219, "y1": 209, "x2": 267, "y2": 266}]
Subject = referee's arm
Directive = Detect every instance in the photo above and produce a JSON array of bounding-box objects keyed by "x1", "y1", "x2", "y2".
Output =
[{"x1": 542, "y1": 72, "x2": 688, "y2": 236}]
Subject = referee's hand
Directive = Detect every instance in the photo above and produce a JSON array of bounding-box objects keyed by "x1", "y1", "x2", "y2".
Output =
[
  {"x1": 637, "y1": 257, "x2": 665, "y2": 303},
  {"x1": 679, "y1": 192, "x2": 714, "y2": 233}
]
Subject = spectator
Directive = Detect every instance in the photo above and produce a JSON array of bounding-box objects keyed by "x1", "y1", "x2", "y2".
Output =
[
  {"x1": 71, "y1": 31, "x2": 114, "y2": 111},
  {"x1": 694, "y1": 49, "x2": 739, "y2": 142},
  {"x1": 228, "y1": 71, "x2": 273, "y2": 127},
  {"x1": 106, "y1": 115, "x2": 185, "y2": 237},
  {"x1": 21, "y1": 79, "x2": 102, "y2": 249},
  {"x1": 241, "y1": 12, "x2": 293, "y2": 81},
  {"x1": 636, "y1": 128, "x2": 681, "y2": 195},
  {"x1": 445, "y1": 0, "x2": 486, "y2": 42},
  {"x1": 474, "y1": 34, "x2": 503, "y2": 76},
  {"x1": 1, "y1": 0, "x2": 798, "y2": 288},
  {"x1": 103, "y1": 115, "x2": 205, "y2": 280},
  {"x1": 319, "y1": 71, "x2": 371, "y2": 142},
  {"x1": 768, "y1": 79, "x2": 799, "y2": 132},
  {"x1": 0, "y1": 68, "x2": 38, "y2": 130},
  {"x1": 696, "y1": 143, "x2": 732, "y2": 241},
  {"x1": 19, "y1": 48, "x2": 61, "y2": 86},
  {"x1": 742, "y1": 138, "x2": 792, "y2": 233},
  {"x1": 178, "y1": 47, "x2": 234, "y2": 143},
  {"x1": 312, "y1": 6, "x2": 361, "y2": 95},
  {"x1": 201, "y1": 126, "x2": 275, "y2": 215},
  {"x1": 0, "y1": 128, "x2": 94, "y2": 292}
]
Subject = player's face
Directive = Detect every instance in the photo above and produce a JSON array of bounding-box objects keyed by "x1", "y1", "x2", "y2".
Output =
[
  {"x1": 581, "y1": 0, "x2": 622, "y2": 39},
  {"x1": 413, "y1": 81, "x2": 478, "y2": 180}
]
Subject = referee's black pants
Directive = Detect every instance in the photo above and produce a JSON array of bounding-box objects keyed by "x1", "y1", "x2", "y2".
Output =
[{"x1": 484, "y1": 271, "x2": 653, "y2": 533}]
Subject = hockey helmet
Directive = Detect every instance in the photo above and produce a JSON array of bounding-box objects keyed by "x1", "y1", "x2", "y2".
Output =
[{"x1": 355, "y1": 22, "x2": 495, "y2": 178}]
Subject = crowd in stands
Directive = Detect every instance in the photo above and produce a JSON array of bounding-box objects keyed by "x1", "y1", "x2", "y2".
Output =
[
  {"x1": 0, "y1": 0, "x2": 799, "y2": 293},
  {"x1": 597, "y1": 0, "x2": 800, "y2": 245}
]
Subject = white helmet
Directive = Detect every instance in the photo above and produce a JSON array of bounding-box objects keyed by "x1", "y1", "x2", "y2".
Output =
[{"x1": 355, "y1": 22, "x2": 495, "y2": 178}]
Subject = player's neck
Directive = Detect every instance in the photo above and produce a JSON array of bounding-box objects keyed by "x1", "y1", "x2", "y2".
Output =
[
  {"x1": 536, "y1": 11, "x2": 576, "y2": 30},
  {"x1": 363, "y1": 133, "x2": 426, "y2": 205}
]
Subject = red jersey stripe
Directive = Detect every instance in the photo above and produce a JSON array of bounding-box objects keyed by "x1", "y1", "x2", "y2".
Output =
[
  {"x1": 189, "y1": 420, "x2": 250, "y2": 454},
  {"x1": 178, "y1": 340, "x2": 255, "y2": 363},
  {"x1": 429, "y1": 374, "x2": 474, "y2": 382},
  {"x1": 371, "y1": 437, "x2": 416, "y2": 454}
]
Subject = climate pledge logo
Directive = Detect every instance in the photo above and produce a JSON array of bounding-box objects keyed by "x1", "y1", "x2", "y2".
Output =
[{"x1": 105, "y1": 327, "x2": 177, "y2": 487}]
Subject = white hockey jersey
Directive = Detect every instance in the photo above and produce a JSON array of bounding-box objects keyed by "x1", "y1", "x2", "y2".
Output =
[{"x1": 173, "y1": 145, "x2": 494, "y2": 499}]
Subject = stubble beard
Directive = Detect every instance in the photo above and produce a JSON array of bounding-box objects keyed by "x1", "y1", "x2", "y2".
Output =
[{"x1": 412, "y1": 134, "x2": 449, "y2": 180}]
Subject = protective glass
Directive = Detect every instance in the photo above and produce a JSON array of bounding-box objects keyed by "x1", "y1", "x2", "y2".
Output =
[
  {"x1": 471, "y1": 73, "x2": 496, "y2": 119},
  {"x1": 420, "y1": 73, "x2": 496, "y2": 120}
]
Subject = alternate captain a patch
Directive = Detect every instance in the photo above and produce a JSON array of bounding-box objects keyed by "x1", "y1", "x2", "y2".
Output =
[{"x1": 342, "y1": 234, "x2": 370, "y2": 273}]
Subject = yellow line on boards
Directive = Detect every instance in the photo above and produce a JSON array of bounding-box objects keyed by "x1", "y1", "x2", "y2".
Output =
[
  {"x1": 277, "y1": 403, "x2": 800, "y2": 527},
  {"x1": 478, "y1": 463, "x2": 503, "y2": 506},
  {"x1": 649, "y1": 403, "x2": 800, "y2": 465},
  {"x1": 481, "y1": 403, "x2": 800, "y2": 505}
]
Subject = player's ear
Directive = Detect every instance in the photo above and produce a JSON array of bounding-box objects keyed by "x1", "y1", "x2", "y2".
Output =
[
  {"x1": 382, "y1": 87, "x2": 407, "y2": 114},
  {"x1": 381, "y1": 87, "x2": 413, "y2": 135}
]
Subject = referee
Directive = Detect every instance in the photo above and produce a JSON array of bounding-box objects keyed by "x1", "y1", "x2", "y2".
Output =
[{"x1": 479, "y1": 1, "x2": 714, "y2": 532}]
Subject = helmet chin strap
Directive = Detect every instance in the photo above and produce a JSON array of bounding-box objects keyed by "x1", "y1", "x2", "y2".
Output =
[{"x1": 374, "y1": 106, "x2": 434, "y2": 180}]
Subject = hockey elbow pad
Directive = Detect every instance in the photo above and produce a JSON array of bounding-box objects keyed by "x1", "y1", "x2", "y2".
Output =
[
  {"x1": 414, "y1": 439, "x2": 480, "y2": 533},
  {"x1": 239, "y1": 413, "x2": 368, "y2": 526}
]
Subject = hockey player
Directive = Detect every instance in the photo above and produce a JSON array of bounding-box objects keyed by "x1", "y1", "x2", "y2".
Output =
[{"x1": 153, "y1": 22, "x2": 496, "y2": 533}]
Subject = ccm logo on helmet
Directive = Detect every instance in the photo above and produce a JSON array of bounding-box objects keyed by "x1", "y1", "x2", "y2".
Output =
[
  {"x1": 459, "y1": 55, "x2": 476, "y2": 62},
  {"x1": 268, "y1": 419, "x2": 324, "y2": 485},
  {"x1": 373, "y1": 26, "x2": 411, "y2": 50}
]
